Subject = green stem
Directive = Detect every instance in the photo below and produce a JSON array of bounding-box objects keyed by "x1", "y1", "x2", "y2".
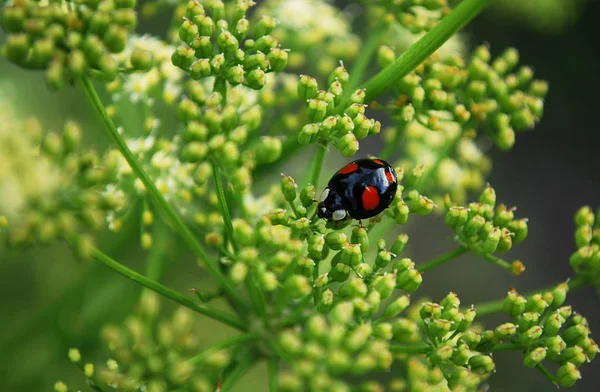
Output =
[
  {"x1": 479, "y1": 252, "x2": 513, "y2": 271},
  {"x1": 189, "y1": 333, "x2": 258, "y2": 365},
  {"x1": 212, "y1": 162, "x2": 237, "y2": 252},
  {"x1": 344, "y1": 24, "x2": 388, "y2": 95},
  {"x1": 347, "y1": 0, "x2": 490, "y2": 107},
  {"x1": 472, "y1": 276, "x2": 589, "y2": 317},
  {"x1": 79, "y1": 77, "x2": 244, "y2": 308},
  {"x1": 268, "y1": 357, "x2": 278, "y2": 392},
  {"x1": 82, "y1": 239, "x2": 246, "y2": 331},
  {"x1": 308, "y1": 142, "x2": 328, "y2": 189},
  {"x1": 220, "y1": 353, "x2": 255, "y2": 392},
  {"x1": 145, "y1": 223, "x2": 169, "y2": 281},
  {"x1": 418, "y1": 246, "x2": 468, "y2": 272},
  {"x1": 536, "y1": 363, "x2": 559, "y2": 386},
  {"x1": 379, "y1": 124, "x2": 404, "y2": 161},
  {"x1": 389, "y1": 344, "x2": 430, "y2": 354}
]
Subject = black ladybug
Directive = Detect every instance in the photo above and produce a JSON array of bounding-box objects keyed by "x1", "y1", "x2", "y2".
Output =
[{"x1": 317, "y1": 158, "x2": 398, "y2": 221}]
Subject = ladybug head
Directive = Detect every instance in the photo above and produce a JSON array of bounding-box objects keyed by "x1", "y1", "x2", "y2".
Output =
[{"x1": 317, "y1": 187, "x2": 348, "y2": 221}]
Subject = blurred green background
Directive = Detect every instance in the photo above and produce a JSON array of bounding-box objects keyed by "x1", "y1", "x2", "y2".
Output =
[{"x1": 1, "y1": 0, "x2": 599, "y2": 390}]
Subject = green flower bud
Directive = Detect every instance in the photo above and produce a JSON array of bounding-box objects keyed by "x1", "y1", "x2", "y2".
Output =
[
  {"x1": 557, "y1": 362, "x2": 581, "y2": 388},
  {"x1": 245, "y1": 68, "x2": 266, "y2": 90},
  {"x1": 344, "y1": 103, "x2": 365, "y2": 119},
  {"x1": 396, "y1": 268, "x2": 422, "y2": 292},
  {"x1": 445, "y1": 207, "x2": 469, "y2": 228},
  {"x1": 181, "y1": 141, "x2": 208, "y2": 162},
  {"x1": 329, "y1": 65, "x2": 349, "y2": 87},
  {"x1": 427, "y1": 319, "x2": 453, "y2": 339},
  {"x1": 298, "y1": 123, "x2": 319, "y2": 145},
  {"x1": 298, "y1": 75, "x2": 318, "y2": 100},
  {"x1": 325, "y1": 232, "x2": 349, "y2": 251},
  {"x1": 172, "y1": 45, "x2": 195, "y2": 69},
  {"x1": 562, "y1": 324, "x2": 590, "y2": 345},
  {"x1": 335, "y1": 132, "x2": 359, "y2": 157},
  {"x1": 560, "y1": 346, "x2": 587, "y2": 367},
  {"x1": 384, "y1": 295, "x2": 411, "y2": 319},
  {"x1": 420, "y1": 302, "x2": 443, "y2": 321},
  {"x1": 300, "y1": 185, "x2": 316, "y2": 208},
  {"x1": 284, "y1": 275, "x2": 311, "y2": 299},
  {"x1": 495, "y1": 323, "x2": 517, "y2": 338},
  {"x1": 375, "y1": 250, "x2": 392, "y2": 269},
  {"x1": 229, "y1": 262, "x2": 248, "y2": 284},
  {"x1": 374, "y1": 274, "x2": 396, "y2": 299},
  {"x1": 392, "y1": 319, "x2": 419, "y2": 343},
  {"x1": 459, "y1": 331, "x2": 481, "y2": 349},
  {"x1": 519, "y1": 326, "x2": 543, "y2": 346},
  {"x1": 307, "y1": 99, "x2": 328, "y2": 123},
  {"x1": 406, "y1": 195, "x2": 435, "y2": 216},
  {"x1": 508, "y1": 218, "x2": 528, "y2": 243},
  {"x1": 340, "y1": 244, "x2": 362, "y2": 267},
  {"x1": 463, "y1": 215, "x2": 486, "y2": 237},
  {"x1": 525, "y1": 293, "x2": 548, "y2": 315},
  {"x1": 327, "y1": 348, "x2": 351, "y2": 373},
  {"x1": 254, "y1": 14, "x2": 278, "y2": 37},
  {"x1": 255, "y1": 136, "x2": 282, "y2": 164},
  {"x1": 281, "y1": 175, "x2": 297, "y2": 203},
  {"x1": 579, "y1": 337, "x2": 598, "y2": 361},
  {"x1": 452, "y1": 343, "x2": 471, "y2": 366},
  {"x1": 404, "y1": 165, "x2": 424, "y2": 189},
  {"x1": 346, "y1": 324, "x2": 373, "y2": 352},
  {"x1": 318, "y1": 289, "x2": 334, "y2": 312},
  {"x1": 394, "y1": 201, "x2": 410, "y2": 224},
  {"x1": 339, "y1": 278, "x2": 367, "y2": 299},
  {"x1": 254, "y1": 35, "x2": 278, "y2": 52},
  {"x1": 390, "y1": 233, "x2": 409, "y2": 256},
  {"x1": 179, "y1": 18, "x2": 199, "y2": 44},
  {"x1": 429, "y1": 345, "x2": 454, "y2": 366},
  {"x1": 456, "y1": 307, "x2": 476, "y2": 333},
  {"x1": 517, "y1": 312, "x2": 539, "y2": 332},
  {"x1": 268, "y1": 48, "x2": 288, "y2": 72},
  {"x1": 441, "y1": 307, "x2": 463, "y2": 326},
  {"x1": 544, "y1": 311, "x2": 563, "y2": 336},
  {"x1": 468, "y1": 355, "x2": 495, "y2": 375},
  {"x1": 330, "y1": 263, "x2": 351, "y2": 283},
  {"x1": 502, "y1": 290, "x2": 526, "y2": 317},
  {"x1": 377, "y1": 45, "x2": 396, "y2": 68},
  {"x1": 543, "y1": 336, "x2": 567, "y2": 361},
  {"x1": 392, "y1": 258, "x2": 415, "y2": 273},
  {"x1": 331, "y1": 302, "x2": 354, "y2": 325},
  {"x1": 522, "y1": 347, "x2": 547, "y2": 368},
  {"x1": 373, "y1": 323, "x2": 393, "y2": 341}
]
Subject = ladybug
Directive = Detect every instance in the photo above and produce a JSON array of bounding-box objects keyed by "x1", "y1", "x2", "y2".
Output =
[{"x1": 317, "y1": 158, "x2": 398, "y2": 221}]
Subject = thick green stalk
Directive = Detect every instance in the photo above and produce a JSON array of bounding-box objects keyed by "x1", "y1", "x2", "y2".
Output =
[
  {"x1": 188, "y1": 333, "x2": 258, "y2": 365},
  {"x1": 268, "y1": 357, "x2": 278, "y2": 392},
  {"x1": 418, "y1": 246, "x2": 468, "y2": 272},
  {"x1": 79, "y1": 77, "x2": 244, "y2": 308},
  {"x1": 84, "y1": 240, "x2": 246, "y2": 331},
  {"x1": 212, "y1": 162, "x2": 238, "y2": 252},
  {"x1": 472, "y1": 276, "x2": 588, "y2": 317},
  {"x1": 341, "y1": 0, "x2": 489, "y2": 108},
  {"x1": 490, "y1": 343, "x2": 522, "y2": 352}
]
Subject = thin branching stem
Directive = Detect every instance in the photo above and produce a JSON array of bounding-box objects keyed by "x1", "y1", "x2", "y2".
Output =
[
  {"x1": 268, "y1": 357, "x2": 278, "y2": 392},
  {"x1": 418, "y1": 246, "x2": 468, "y2": 272},
  {"x1": 389, "y1": 344, "x2": 430, "y2": 354},
  {"x1": 212, "y1": 162, "x2": 238, "y2": 252},
  {"x1": 308, "y1": 142, "x2": 328, "y2": 189},
  {"x1": 220, "y1": 353, "x2": 255, "y2": 392},
  {"x1": 79, "y1": 77, "x2": 245, "y2": 308},
  {"x1": 344, "y1": 24, "x2": 388, "y2": 95},
  {"x1": 78, "y1": 238, "x2": 247, "y2": 331},
  {"x1": 188, "y1": 333, "x2": 259, "y2": 365}
]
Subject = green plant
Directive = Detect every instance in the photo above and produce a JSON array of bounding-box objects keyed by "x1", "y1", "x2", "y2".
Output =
[{"x1": 0, "y1": 0, "x2": 598, "y2": 391}]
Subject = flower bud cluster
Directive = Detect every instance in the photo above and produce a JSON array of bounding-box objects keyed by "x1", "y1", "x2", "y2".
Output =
[
  {"x1": 0, "y1": 110, "x2": 118, "y2": 256},
  {"x1": 445, "y1": 185, "x2": 528, "y2": 274},
  {"x1": 254, "y1": 0, "x2": 360, "y2": 76},
  {"x1": 60, "y1": 293, "x2": 224, "y2": 391},
  {"x1": 501, "y1": 287, "x2": 597, "y2": 387},
  {"x1": 297, "y1": 66, "x2": 382, "y2": 157},
  {"x1": 569, "y1": 206, "x2": 600, "y2": 291},
  {"x1": 172, "y1": 0, "x2": 288, "y2": 90},
  {"x1": 382, "y1": 45, "x2": 546, "y2": 205},
  {"x1": 361, "y1": 0, "x2": 454, "y2": 33},
  {"x1": 1, "y1": 0, "x2": 138, "y2": 89}
]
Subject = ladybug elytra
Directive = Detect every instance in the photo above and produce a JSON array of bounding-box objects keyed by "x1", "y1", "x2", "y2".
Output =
[{"x1": 318, "y1": 158, "x2": 398, "y2": 221}]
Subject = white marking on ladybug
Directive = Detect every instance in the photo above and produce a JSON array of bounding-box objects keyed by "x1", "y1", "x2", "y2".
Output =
[
  {"x1": 319, "y1": 187, "x2": 330, "y2": 203},
  {"x1": 332, "y1": 209, "x2": 347, "y2": 221}
]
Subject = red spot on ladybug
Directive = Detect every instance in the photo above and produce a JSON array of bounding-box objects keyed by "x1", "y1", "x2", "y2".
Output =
[
  {"x1": 385, "y1": 171, "x2": 395, "y2": 183},
  {"x1": 372, "y1": 159, "x2": 385, "y2": 165},
  {"x1": 362, "y1": 186, "x2": 380, "y2": 211},
  {"x1": 338, "y1": 162, "x2": 359, "y2": 175}
]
